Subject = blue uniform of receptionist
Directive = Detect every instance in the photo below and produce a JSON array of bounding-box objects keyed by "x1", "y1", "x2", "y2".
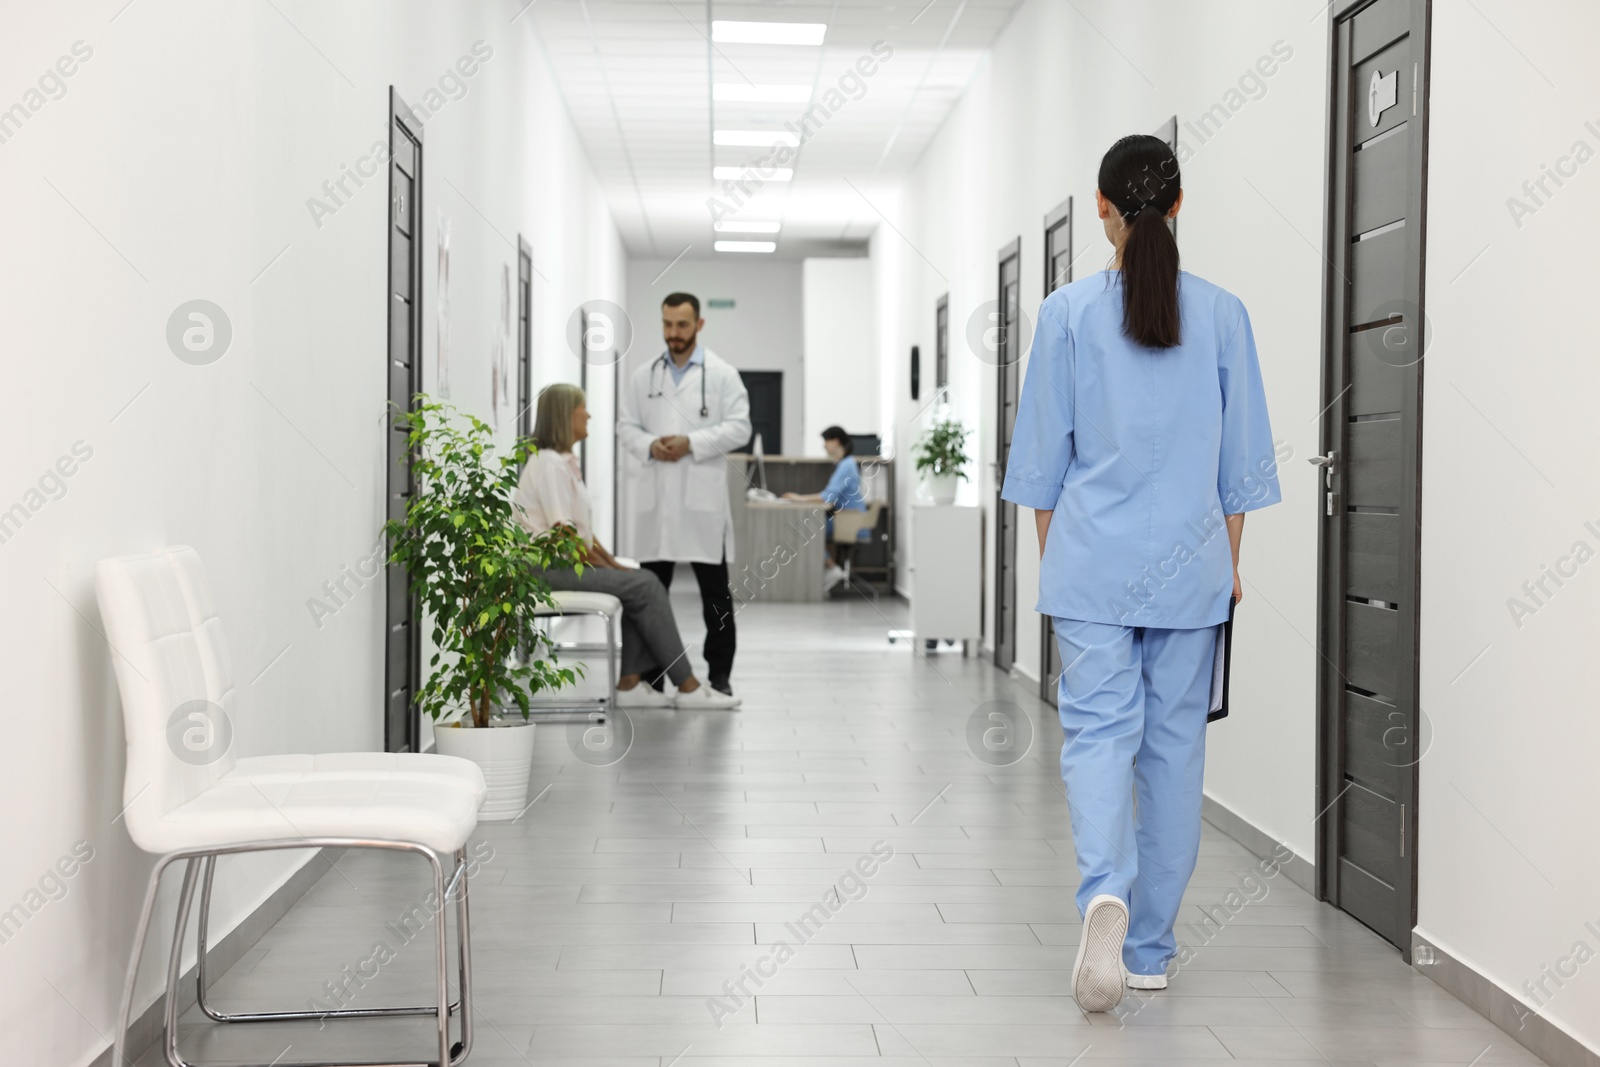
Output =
[
  {"x1": 821, "y1": 454, "x2": 865, "y2": 536},
  {"x1": 1002, "y1": 251, "x2": 1280, "y2": 988}
]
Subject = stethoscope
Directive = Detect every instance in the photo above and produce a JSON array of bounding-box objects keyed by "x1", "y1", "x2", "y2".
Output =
[{"x1": 646, "y1": 352, "x2": 710, "y2": 418}]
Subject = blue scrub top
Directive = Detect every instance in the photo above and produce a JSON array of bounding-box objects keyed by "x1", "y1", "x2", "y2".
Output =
[
  {"x1": 1001, "y1": 271, "x2": 1281, "y2": 629},
  {"x1": 821, "y1": 455, "x2": 867, "y2": 512}
]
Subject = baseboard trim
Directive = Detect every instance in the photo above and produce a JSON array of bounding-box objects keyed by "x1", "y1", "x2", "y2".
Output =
[
  {"x1": 1197, "y1": 796, "x2": 1600, "y2": 1065},
  {"x1": 1412, "y1": 930, "x2": 1600, "y2": 1067},
  {"x1": 89, "y1": 848, "x2": 341, "y2": 1067},
  {"x1": 1199, "y1": 794, "x2": 1315, "y2": 895}
]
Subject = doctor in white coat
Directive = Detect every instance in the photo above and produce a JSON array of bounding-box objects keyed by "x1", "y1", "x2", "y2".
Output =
[{"x1": 618, "y1": 292, "x2": 752, "y2": 695}]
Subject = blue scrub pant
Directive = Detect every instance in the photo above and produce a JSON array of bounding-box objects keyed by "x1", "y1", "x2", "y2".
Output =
[{"x1": 1053, "y1": 618, "x2": 1216, "y2": 976}]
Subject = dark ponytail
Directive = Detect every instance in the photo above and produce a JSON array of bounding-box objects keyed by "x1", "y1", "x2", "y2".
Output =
[{"x1": 1097, "y1": 134, "x2": 1182, "y2": 348}]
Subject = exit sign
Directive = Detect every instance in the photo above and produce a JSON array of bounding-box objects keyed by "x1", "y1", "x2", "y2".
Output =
[{"x1": 707, "y1": 298, "x2": 735, "y2": 309}]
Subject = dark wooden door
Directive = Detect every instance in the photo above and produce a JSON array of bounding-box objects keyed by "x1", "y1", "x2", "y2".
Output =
[
  {"x1": 1316, "y1": 0, "x2": 1429, "y2": 954},
  {"x1": 1039, "y1": 199, "x2": 1072, "y2": 702},
  {"x1": 993, "y1": 238, "x2": 1021, "y2": 672},
  {"x1": 385, "y1": 89, "x2": 423, "y2": 754}
]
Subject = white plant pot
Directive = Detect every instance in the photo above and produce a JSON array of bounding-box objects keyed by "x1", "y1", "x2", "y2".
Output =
[
  {"x1": 432, "y1": 720, "x2": 536, "y2": 822},
  {"x1": 925, "y1": 473, "x2": 960, "y2": 505}
]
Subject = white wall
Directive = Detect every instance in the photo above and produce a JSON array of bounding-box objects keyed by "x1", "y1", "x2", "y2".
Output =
[
  {"x1": 802, "y1": 258, "x2": 878, "y2": 456},
  {"x1": 1416, "y1": 0, "x2": 1600, "y2": 1051},
  {"x1": 0, "y1": 4, "x2": 621, "y2": 1064},
  {"x1": 877, "y1": 0, "x2": 1326, "y2": 857}
]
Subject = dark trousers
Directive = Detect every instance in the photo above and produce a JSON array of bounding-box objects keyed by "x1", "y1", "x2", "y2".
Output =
[{"x1": 641, "y1": 558, "x2": 736, "y2": 688}]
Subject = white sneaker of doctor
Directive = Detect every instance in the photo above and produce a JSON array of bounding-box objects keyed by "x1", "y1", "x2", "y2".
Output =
[{"x1": 672, "y1": 685, "x2": 741, "y2": 710}]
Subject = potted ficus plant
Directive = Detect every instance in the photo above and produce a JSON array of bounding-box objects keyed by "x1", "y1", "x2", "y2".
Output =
[
  {"x1": 384, "y1": 398, "x2": 585, "y2": 820},
  {"x1": 915, "y1": 418, "x2": 970, "y2": 505}
]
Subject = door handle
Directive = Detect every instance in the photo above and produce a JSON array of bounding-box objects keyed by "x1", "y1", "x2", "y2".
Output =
[{"x1": 1308, "y1": 451, "x2": 1338, "y2": 515}]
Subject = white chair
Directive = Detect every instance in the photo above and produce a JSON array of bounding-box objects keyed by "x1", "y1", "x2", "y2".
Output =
[
  {"x1": 96, "y1": 546, "x2": 486, "y2": 1067},
  {"x1": 524, "y1": 589, "x2": 620, "y2": 717}
]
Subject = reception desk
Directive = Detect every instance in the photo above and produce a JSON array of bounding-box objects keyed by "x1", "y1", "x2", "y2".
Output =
[
  {"x1": 731, "y1": 495, "x2": 829, "y2": 602},
  {"x1": 724, "y1": 455, "x2": 895, "y2": 602}
]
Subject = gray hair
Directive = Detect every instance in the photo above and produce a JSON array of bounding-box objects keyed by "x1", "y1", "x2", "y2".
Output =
[{"x1": 531, "y1": 382, "x2": 585, "y2": 454}]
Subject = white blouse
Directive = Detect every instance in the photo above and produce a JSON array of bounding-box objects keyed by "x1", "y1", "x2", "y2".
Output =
[{"x1": 512, "y1": 448, "x2": 592, "y2": 543}]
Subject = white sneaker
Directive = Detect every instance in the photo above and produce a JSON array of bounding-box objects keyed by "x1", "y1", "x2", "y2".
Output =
[
  {"x1": 671, "y1": 685, "x2": 742, "y2": 710},
  {"x1": 1073, "y1": 894, "x2": 1129, "y2": 1012},
  {"x1": 1125, "y1": 970, "x2": 1168, "y2": 990},
  {"x1": 615, "y1": 685, "x2": 670, "y2": 708},
  {"x1": 823, "y1": 566, "x2": 845, "y2": 591}
]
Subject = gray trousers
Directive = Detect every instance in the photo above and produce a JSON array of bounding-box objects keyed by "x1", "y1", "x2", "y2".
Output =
[{"x1": 539, "y1": 566, "x2": 694, "y2": 686}]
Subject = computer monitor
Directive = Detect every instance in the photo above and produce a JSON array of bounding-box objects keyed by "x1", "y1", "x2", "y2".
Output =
[
  {"x1": 751, "y1": 432, "x2": 768, "y2": 492},
  {"x1": 849, "y1": 433, "x2": 882, "y2": 457}
]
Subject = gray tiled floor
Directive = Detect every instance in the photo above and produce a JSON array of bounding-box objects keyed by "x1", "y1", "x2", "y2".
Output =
[{"x1": 147, "y1": 593, "x2": 1544, "y2": 1066}]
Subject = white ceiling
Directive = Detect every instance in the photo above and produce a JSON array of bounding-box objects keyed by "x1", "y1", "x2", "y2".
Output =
[{"x1": 527, "y1": 0, "x2": 1024, "y2": 259}]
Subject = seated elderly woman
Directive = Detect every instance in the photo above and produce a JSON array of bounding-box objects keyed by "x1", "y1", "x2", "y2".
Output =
[{"x1": 514, "y1": 383, "x2": 739, "y2": 710}]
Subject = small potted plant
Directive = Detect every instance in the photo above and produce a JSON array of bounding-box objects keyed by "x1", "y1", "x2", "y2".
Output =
[
  {"x1": 384, "y1": 398, "x2": 585, "y2": 820},
  {"x1": 915, "y1": 418, "x2": 970, "y2": 505}
]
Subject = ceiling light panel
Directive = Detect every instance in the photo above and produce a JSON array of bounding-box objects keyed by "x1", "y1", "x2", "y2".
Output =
[
  {"x1": 714, "y1": 130, "x2": 801, "y2": 147},
  {"x1": 711, "y1": 21, "x2": 827, "y2": 45},
  {"x1": 714, "y1": 83, "x2": 813, "y2": 103},
  {"x1": 715, "y1": 240, "x2": 778, "y2": 253},
  {"x1": 713, "y1": 166, "x2": 794, "y2": 181}
]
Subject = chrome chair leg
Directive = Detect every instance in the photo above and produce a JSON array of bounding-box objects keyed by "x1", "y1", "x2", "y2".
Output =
[
  {"x1": 163, "y1": 859, "x2": 203, "y2": 1067},
  {"x1": 425, "y1": 847, "x2": 450, "y2": 1067},
  {"x1": 193, "y1": 850, "x2": 463, "y2": 1024},
  {"x1": 523, "y1": 607, "x2": 621, "y2": 716},
  {"x1": 116, "y1": 853, "x2": 179, "y2": 1067},
  {"x1": 451, "y1": 847, "x2": 473, "y2": 1065},
  {"x1": 119, "y1": 839, "x2": 472, "y2": 1067},
  {"x1": 195, "y1": 855, "x2": 222, "y2": 1021},
  {"x1": 604, "y1": 608, "x2": 617, "y2": 716}
]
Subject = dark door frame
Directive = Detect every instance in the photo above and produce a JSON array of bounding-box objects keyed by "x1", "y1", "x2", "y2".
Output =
[
  {"x1": 576, "y1": 309, "x2": 589, "y2": 480},
  {"x1": 1155, "y1": 115, "x2": 1179, "y2": 241},
  {"x1": 612, "y1": 362, "x2": 620, "y2": 545},
  {"x1": 1315, "y1": 0, "x2": 1430, "y2": 956},
  {"x1": 993, "y1": 237, "x2": 1022, "y2": 672},
  {"x1": 934, "y1": 293, "x2": 950, "y2": 393},
  {"x1": 516, "y1": 236, "x2": 533, "y2": 445},
  {"x1": 385, "y1": 88, "x2": 423, "y2": 754},
  {"x1": 1038, "y1": 198, "x2": 1072, "y2": 703}
]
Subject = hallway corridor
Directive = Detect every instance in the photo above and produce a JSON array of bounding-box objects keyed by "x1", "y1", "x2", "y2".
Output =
[{"x1": 158, "y1": 596, "x2": 1537, "y2": 1066}]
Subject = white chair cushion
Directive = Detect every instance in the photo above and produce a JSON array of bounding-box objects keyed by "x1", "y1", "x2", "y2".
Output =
[
  {"x1": 142, "y1": 768, "x2": 481, "y2": 855},
  {"x1": 537, "y1": 590, "x2": 622, "y2": 616},
  {"x1": 232, "y1": 753, "x2": 486, "y2": 803}
]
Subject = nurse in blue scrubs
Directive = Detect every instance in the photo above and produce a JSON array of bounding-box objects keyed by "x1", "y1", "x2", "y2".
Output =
[{"x1": 1000, "y1": 134, "x2": 1281, "y2": 1013}]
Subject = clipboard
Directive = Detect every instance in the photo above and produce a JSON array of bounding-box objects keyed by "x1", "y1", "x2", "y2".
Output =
[{"x1": 1207, "y1": 596, "x2": 1237, "y2": 723}]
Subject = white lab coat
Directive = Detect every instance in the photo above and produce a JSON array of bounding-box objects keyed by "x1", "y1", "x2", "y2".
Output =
[{"x1": 617, "y1": 346, "x2": 752, "y2": 564}]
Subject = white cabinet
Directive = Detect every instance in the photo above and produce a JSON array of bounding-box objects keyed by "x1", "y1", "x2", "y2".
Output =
[{"x1": 910, "y1": 505, "x2": 983, "y2": 642}]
